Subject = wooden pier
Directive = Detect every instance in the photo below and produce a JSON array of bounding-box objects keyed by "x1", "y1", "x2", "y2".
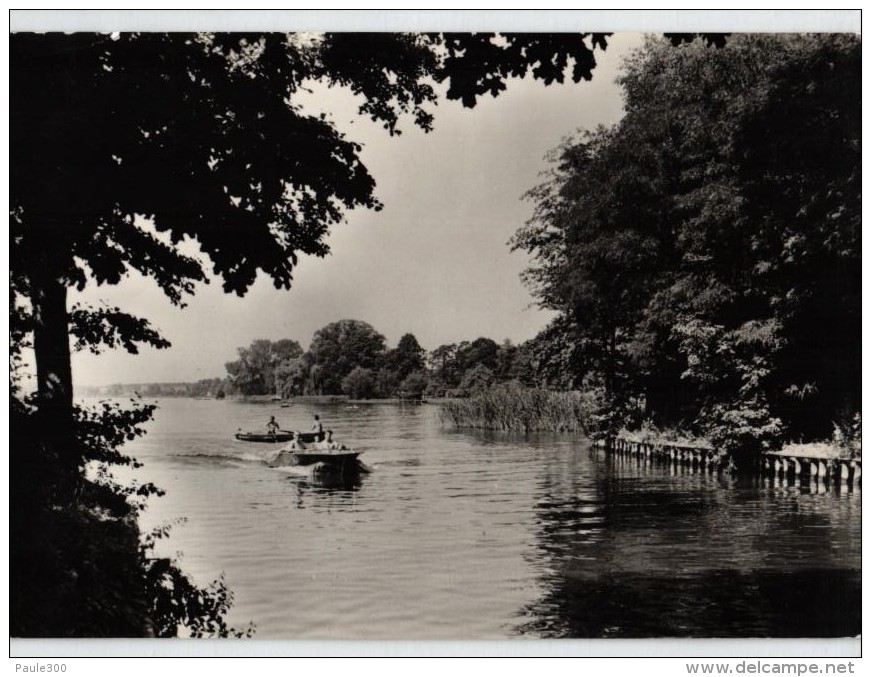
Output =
[{"x1": 594, "y1": 437, "x2": 861, "y2": 488}]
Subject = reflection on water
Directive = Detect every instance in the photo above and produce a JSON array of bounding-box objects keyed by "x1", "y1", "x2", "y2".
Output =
[
  {"x1": 517, "y1": 452, "x2": 860, "y2": 637},
  {"x1": 114, "y1": 398, "x2": 860, "y2": 639}
]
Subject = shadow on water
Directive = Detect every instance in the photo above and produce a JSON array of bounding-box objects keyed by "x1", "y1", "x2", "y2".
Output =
[
  {"x1": 514, "y1": 447, "x2": 861, "y2": 638},
  {"x1": 515, "y1": 567, "x2": 861, "y2": 638},
  {"x1": 284, "y1": 466, "x2": 366, "y2": 493}
]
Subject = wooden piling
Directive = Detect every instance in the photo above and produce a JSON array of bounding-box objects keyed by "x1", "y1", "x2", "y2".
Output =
[{"x1": 599, "y1": 435, "x2": 860, "y2": 488}]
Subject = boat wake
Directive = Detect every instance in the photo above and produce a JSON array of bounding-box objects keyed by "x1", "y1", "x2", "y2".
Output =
[
  {"x1": 168, "y1": 449, "x2": 371, "y2": 479},
  {"x1": 171, "y1": 450, "x2": 275, "y2": 464},
  {"x1": 372, "y1": 458, "x2": 421, "y2": 468},
  {"x1": 270, "y1": 465, "x2": 311, "y2": 477}
]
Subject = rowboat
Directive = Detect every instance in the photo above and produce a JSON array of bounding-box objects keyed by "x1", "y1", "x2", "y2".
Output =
[
  {"x1": 235, "y1": 431, "x2": 294, "y2": 443},
  {"x1": 234, "y1": 430, "x2": 324, "y2": 444}
]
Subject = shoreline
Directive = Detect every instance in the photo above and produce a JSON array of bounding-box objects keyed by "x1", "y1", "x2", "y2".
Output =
[{"x1": 595, "y1": 435, "x2": 861, "y2": 486}]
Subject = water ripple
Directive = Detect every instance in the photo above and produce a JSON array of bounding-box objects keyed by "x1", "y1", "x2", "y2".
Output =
[{"x1": 116, "y1": 398, "x2": 861, "y2": 639}]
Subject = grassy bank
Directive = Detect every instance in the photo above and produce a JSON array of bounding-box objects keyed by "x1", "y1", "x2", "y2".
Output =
[
  {"x1": 618, "y1": 424, "x2": 709, "y2": 450},
  {"x1": 777, "y1": 441, "x2": 859, "y2": 461},
  {"x1": 439, "y1": 383, "x2": 594, "y2": 433}
]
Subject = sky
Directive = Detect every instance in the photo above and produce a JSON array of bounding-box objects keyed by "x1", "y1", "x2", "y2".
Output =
[{"x1": 67, "y1": 32, "x2": 647, "y2": 387}]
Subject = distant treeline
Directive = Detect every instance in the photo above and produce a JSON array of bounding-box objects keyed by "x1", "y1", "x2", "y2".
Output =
[
  {"x1": 222, "y1": 319, "x2": 550, "y2": 400},
  {"x1": 78, "y1": 380, "x2": 226, "y2": 399},
  {"x1": 83, "y1": 319, "x2": 560, "y2": 401}
]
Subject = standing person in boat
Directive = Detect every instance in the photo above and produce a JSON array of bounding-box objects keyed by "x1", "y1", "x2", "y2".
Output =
[
  {"x1": 266, "y1": 415, "x2": 280, "y2": 438},
  {"x1": 311, "y1": 414, "x2": 324, "y2": 441}
]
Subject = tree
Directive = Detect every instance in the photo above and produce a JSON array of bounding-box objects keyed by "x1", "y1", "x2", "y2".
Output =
[
  {"x1": 495, "y1": 339, "x2": 518, "y2": 381},
  {"x1": 514, "y1": 34, "x2": 860, "y2": 447},
  {"x1": 734, "y1": 37, "x2": 861, "y2": 435},
  {"x1": 384, "y1": 333, "x2": 427, "y2": 384},
  {"x1": 305, "y1": 320, "x2": 387, "y2": 394},
  {"x1": 457, "y1": 337, "x2": 500, "y2": 373},
  {"x1": 374, "y1": 368, "x2": 401, "y2": 399},
  {"x1": 275, "y1": 357, "x2": 306, "y2": 398},
  {"x1": 272, "y1": 339, "x2": 305, "y2": 362},
  {"x1": 225, "y1": 339, "x2": 274, "y2": 396},
  {"x1": 224, "y1": 338, "x2": 303, "y2": 396},
  {"x1": 429, "y1": 343, "x2": 460, "y2": 389},
  {"x1": 342, "y1": 367, "x2": 378, "y2": 400},
  {"x1": 459, "y1": 364, "x2": 496, "y2": 394},
  {"x1": 399, "y1": 371, "x2": 430, "y2": 399},
  {"x1": 11, "y1": 30, "x2": 611, "y2": 635}
]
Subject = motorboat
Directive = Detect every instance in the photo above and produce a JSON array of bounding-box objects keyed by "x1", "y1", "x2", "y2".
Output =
[
  {"x1": 270, "y1": 439, "x2": 366, "y2": 474},
  {"x1": 289, "y1": 448, "x2": 362, "y2": 468}
]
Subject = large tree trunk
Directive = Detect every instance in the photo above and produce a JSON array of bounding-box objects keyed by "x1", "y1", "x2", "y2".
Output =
[{"x1": 28, "y1": 260, "x2": 78, "y2": 496}]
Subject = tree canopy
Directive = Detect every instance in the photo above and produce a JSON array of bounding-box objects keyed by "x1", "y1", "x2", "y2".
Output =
[
  {"x1": 304, "y1": 319, "x2": 387, "y2": 395},
  {"x1": 513, "y1": 34, "x2": 860, "y2": 451},
  {"x1": 12, "y1": 31, "x2": 610, "y2": 306},
  {"x1": 225, "y1": 338, "x2": 303, "y2": 396},
  {"x1": 385, "y1": 333, "x2": 427, "y2": 382}
]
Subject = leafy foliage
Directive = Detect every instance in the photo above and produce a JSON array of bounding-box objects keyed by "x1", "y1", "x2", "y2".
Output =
[
  {"x1": 141, "y1": 522, "x2": 254, "y2": 638},
  {"x1": 10, "y1": 388, "x2": 253, "y2": 637},
  {"x1": 304, "y1": 319, "x2": 386, "y2": 395},
  {"x1": 832, "y1": 413, "x2": 862, "y2": 460},
  {"x1": 341, "y1": 366, "x2": 378, "y2": 400},
  {"x1": 12, "y1": 33, "x2": 447, "y2": 304},
  {"x1": 225, "y1": 338, "x2": 304, "y2": 396},
  {"x1": 384, "y1": 333, "x2": 427, "y2": 383},
  {"x1": 458, "y1": 364, "x2": 497, "y2": 394},
  {"x1": 213, "y1": 324, "x2": 555, "y2": 401},
  {"x1": 514, "y1": 34, "x2": 860, "y2": 452},
  {"x1": 399, "y1": 371, "x2": 430, "y2": 399},
  {"x1": 69, "y1": 304, "x2": 171, "y2": 355},
  {"x1": 435, "y1": 33, "x2": 610, "y2": 107}
]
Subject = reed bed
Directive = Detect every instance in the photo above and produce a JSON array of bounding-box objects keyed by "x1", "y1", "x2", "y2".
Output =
[{"x1": 439, "y1": 383, "x2": 594, "y2": 433}]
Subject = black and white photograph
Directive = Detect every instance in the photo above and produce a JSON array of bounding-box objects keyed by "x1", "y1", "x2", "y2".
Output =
[{"x1": 8, "y1": 9, "x2": 861, "y2": 661}]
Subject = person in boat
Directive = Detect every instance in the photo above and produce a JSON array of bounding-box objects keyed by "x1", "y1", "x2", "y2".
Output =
[
  {"x1": 311, "y1": 414, "x2": 324, "y2": 441},
  {"x1": 266, "y1": 416, "x2": 280, "y2": 437},
  {"x1": 270, "y1": 432, "x2": 306, "y2": 466},
  {"x1": 315, "y1": 430, "x2": 347, "y2": 451}
]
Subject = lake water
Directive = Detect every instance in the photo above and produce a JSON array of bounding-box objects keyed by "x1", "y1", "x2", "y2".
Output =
[{"x1": 121, "y1": 398, "x2": 860, "y2": 639}]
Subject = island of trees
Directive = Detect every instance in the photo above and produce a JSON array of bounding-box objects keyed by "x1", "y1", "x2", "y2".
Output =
[{"x1": 82, "y1": 322, "x2": 537, "y2": 400}]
